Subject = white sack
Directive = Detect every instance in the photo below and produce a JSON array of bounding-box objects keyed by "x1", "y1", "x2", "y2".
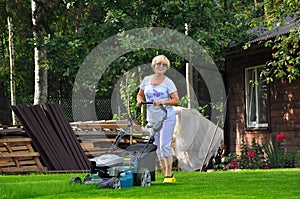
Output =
[{"x1": 173, "y1": 107, "x2": 223, "y2": 171}]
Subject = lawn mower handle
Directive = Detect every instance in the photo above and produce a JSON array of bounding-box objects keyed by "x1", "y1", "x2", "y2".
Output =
[
  {"x1": 141, "y1": 101, "x2": 153, "y2": 105},
  {"x1": 138, "y1": 101, "x2": 166, "y2": 114},
  {"x1": 134, "y1": 101, "x2": 153, "y2": 120}
]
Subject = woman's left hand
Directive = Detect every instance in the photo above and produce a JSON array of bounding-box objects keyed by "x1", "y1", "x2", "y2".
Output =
[{"x1": 153, "y1": 100, "x2": 164, "y2": 106}]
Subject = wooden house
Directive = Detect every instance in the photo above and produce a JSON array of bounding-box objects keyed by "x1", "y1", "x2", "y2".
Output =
[{"x1": 225, "y1": 16, "x2": 300, "y2": 155}]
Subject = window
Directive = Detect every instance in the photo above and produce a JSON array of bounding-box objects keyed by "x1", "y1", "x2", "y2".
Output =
[{"x1": 245, "y1": 66, "x2": 268, "y2": 128}]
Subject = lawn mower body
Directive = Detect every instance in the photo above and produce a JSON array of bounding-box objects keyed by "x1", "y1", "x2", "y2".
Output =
[
  {"x1": 70, "y1": 102, "x2": 162, "y2": 189},
  {"x1": 71, "y1": 142, "x2": 157, "y2": 188},
  {"x1": 81, "y1": 142, "x2": 157, "y2": 188}
]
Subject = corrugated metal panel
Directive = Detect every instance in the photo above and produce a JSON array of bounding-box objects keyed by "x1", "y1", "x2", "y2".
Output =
[
  {"x1": 12, "y1": 103, "x2": 90, "y2": 171},
  {"x1": 250, "y1": 14, "x2": 299, "y2": 43}
]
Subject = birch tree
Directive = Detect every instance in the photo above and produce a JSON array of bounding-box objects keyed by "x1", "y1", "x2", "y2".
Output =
[
  {"x1": 31, "y1": 0, "x2": 47, "y2": 104},
  {"x1": 7, "y1": 16, "x2": 17, "y2": 124}
]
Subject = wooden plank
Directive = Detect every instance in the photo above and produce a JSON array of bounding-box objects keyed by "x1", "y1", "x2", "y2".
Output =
[
  {"x1": 78, "y1": 138, "x2": 115, "y2": 142},
  {"x1": 0, "y1": 152, "x2": 40, "y2": 158},
  {"x1": 76, "y1": 133, "x2": 118, "y2": 139},
  {"x1": 83, "y1": 147, "x2": 111, "y2": 152},
  {"x1": 79, "y1": 142, "x2": 94, "y2": 151},
  {"x1": 11, "y1": 157, "x2": 34, "y2": 161},
  {"x1": 0, "y1": 161, "x2": 16, "y2": 167},
  {"x1": 1, "y1": 165, "x2": 47, "y2": 173},
  {"x1": 17, "y1": 160, "x2": 36, "y2": 165},
  {"x1": 0, "y1": 160, "x2": 37, "y2": 167},
  {"x1": 0, "y1": 146, "x2": 8, "y2": 152},
  {"x1": 0, "y1": 138, "x2": 32, "y2": 143},
  {"x1": 73, "y1": 124, "x2": 147, "y2": 158},
  {"x1": 0, "y1": 127, "x2": 25, "y2": 135},
  {"x1": 0, "y1": 122, "x2": 46, "y2": 173},
  {"x1": 25, "y1": 141, "x2": 44, "y2": 169},
  {"x1": 4, "y1": 146, "x2": 28, "y2": 151},
  {"x1": 84, "y1": 149, "x2": 123, "y2": 157},
  {"x1": 73, "y1": 123, "x2": 141, "y2": 130}
]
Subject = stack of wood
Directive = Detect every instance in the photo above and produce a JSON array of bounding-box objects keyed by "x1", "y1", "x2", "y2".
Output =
[
  {"x1": 0, "y1": 126, "x2": 46, "y2": 173},
  {"x1": 1, "y1": 103, "x2": 149, "y2": 173},
  {"x1": 71, "y1": 120, "x2": 148, "y2": 158}
]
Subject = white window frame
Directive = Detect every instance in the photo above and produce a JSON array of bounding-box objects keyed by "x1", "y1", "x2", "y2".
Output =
[{"x1": 245, "y1": 65, "x2": 269, "y2": 128}]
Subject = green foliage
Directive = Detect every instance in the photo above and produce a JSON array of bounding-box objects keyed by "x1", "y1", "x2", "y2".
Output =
[
  {"x1": 297, "y1": 150, "x2": 300, "y2": 167},
  {"x1": 218, "y1": 152, "x2": 238, "y2": 170},
  {"x1": 239, "y1": 138, "x2": 266, "y2": 169},
  {"x1": 179, "y1": 95, "x2": 224, "y2": 121},
  {"x1": 1, "y1": 0, "x2": 244, "y2": 107},
  {"x1": 198, "y1": 104, "x2": 209, "y2": 117},
  {"x1": 1, "y1": 1, "x2": 35, "y2": 102},
  {"x1": 217, "y1": 138, "x2": 267, "y2": 170},
  {"x1": 179, "y1": 95, "x2": 189, "y2": 107},
  {"x1": 179, "y1": 95, "x2": 201, "y2": 110},
  {"x1": 264, "y1": 28, "x2": 300, "y2": 83},
  {"x1": 119, "y1": 71, "x2": 139, "y2": 119},
  {"x1": 263, "y1": 136, "x2": 281, "y2": 168},
  {"x1": 278, "y1": 153, "x2": 297, "y2": 168},
  {"x1": 218, "y1": 133, "x2": 298, "y2": 170},
  {"x1": 3, "y1": 0, "x2": 299, "y2": 123},
  {"x1": 262, "y1": 132, "x2": 296, "y2": 168},
  {"x1": 242, "y1": 0, "x2": 300, "y2": 83}
]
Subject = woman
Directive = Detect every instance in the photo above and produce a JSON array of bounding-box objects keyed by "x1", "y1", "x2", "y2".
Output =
[{"x1": 136, "y1": 55, "x2": 179, "y2": 183}]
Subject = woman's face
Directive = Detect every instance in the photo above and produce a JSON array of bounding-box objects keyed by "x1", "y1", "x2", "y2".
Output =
[{"x1": 154, "y1": 59, "x2": 168, "y2": 75}]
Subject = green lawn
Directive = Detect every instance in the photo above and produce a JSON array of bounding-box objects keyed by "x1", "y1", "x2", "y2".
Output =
[{"x1": 1, "y1": 169, "x2": 299, "y2": 199}]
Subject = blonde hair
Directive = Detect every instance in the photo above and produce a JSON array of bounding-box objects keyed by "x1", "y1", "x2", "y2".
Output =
[{"x1": 151, "y1": 55, "x2": 170, "y2": 70}]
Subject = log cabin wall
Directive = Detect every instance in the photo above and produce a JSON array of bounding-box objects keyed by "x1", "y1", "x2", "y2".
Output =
[
  {"x1": 225, "y1": 43, "x2": 300, "y2": 155},
  {"x1": 270, "y1": 77, "x2": 300, "y2": 153}
]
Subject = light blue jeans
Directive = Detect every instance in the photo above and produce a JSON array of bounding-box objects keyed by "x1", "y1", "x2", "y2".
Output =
[{"x1": 154, "y1": 115, "x2": 176, "y2": 160}]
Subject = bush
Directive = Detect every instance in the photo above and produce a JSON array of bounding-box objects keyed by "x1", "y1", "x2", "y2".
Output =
[{"x1": 215, "y1": 133, "x2": 298, "y2": 170}]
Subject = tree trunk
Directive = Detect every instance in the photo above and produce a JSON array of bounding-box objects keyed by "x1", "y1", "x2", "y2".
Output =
[
  {"x1": 7, "y1": 16, "x2": 17, "y2": 125},
  {"x1": 31, "y1": 0, "x2": 47, "y2": 105},
  {"x1": 185, "y1": 23, "x2": 193, "y2": 108}
]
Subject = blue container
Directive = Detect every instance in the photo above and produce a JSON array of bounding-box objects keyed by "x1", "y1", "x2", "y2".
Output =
[{"x1": 119, "y1": 170, "x2": 134, "y2": 188}]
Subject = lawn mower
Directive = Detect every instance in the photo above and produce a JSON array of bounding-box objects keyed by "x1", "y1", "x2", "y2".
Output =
[{"x1": 70, "y1": 102, "x2": 166, "y2": 189}]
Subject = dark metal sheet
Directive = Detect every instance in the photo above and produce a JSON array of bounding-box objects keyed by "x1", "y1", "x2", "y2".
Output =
[
  {"x1": 41, "y1": 103, "x2": 89, "y2": 169},
  {"x1": 12, "y1": 103, "x2": 89, "y2": 170}
]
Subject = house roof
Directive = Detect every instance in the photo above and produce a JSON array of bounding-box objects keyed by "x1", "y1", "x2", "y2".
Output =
[{"x1": 249, "y1": 14, "x2": 299, "y2": 43}]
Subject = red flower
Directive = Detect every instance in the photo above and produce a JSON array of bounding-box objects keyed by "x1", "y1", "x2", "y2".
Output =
[
  {"x1": 247, "y1": 151, "x2": 255, "y2": 158},
  {"x1": 263, "y1": 165, "x2": 270, "y2": 169},
  {"x1": 229, "y1": 160, "x2": 238, "y2": 169},
  {"x1": 276, "y1": 133, "x2": 285, "y2": 141}
]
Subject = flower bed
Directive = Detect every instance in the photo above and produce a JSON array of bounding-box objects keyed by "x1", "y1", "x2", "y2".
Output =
[{"x1": 215, "y1": 133, "x2": 299, "y2": 170}]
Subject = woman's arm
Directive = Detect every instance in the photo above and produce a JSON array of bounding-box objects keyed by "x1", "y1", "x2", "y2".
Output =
[
  {"x1": 153, "y1": 91, "x2": 179, "y2": 106},
  {"x1": 136, "y1": 89, "x2": 145, "y2": 107}
]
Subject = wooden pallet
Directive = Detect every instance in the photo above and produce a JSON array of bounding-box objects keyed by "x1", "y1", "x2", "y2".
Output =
[
  {"x1": 0, "y1": 130, "x2": 47, "y2": 173},
  {"x1": 0, "y1": 120, "x2": 147, "y2": 172},
  {"x1": 71, "y1": 121, "x2": 148, "y2": 158}
]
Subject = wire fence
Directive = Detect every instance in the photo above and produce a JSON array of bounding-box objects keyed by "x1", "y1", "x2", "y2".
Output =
[
  {"x1": 0, "y1": 97, "x2": 115, "y2": 126},
  {"x1": 1, "y1": 96, "x2": 219, "y2": 126}
]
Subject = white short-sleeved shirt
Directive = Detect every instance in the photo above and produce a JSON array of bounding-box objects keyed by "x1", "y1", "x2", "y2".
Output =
[{"x1": 140, "y1": 75, "x2": 177, "y2": 122}]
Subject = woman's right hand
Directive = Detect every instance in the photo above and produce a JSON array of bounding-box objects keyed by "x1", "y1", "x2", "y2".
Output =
[
  {"x1": 136, "y1": 100, "x2": 142, "y2": 108},
  {"x1": 136, "y1": 89, "x2": 145, "y2": 108}
]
